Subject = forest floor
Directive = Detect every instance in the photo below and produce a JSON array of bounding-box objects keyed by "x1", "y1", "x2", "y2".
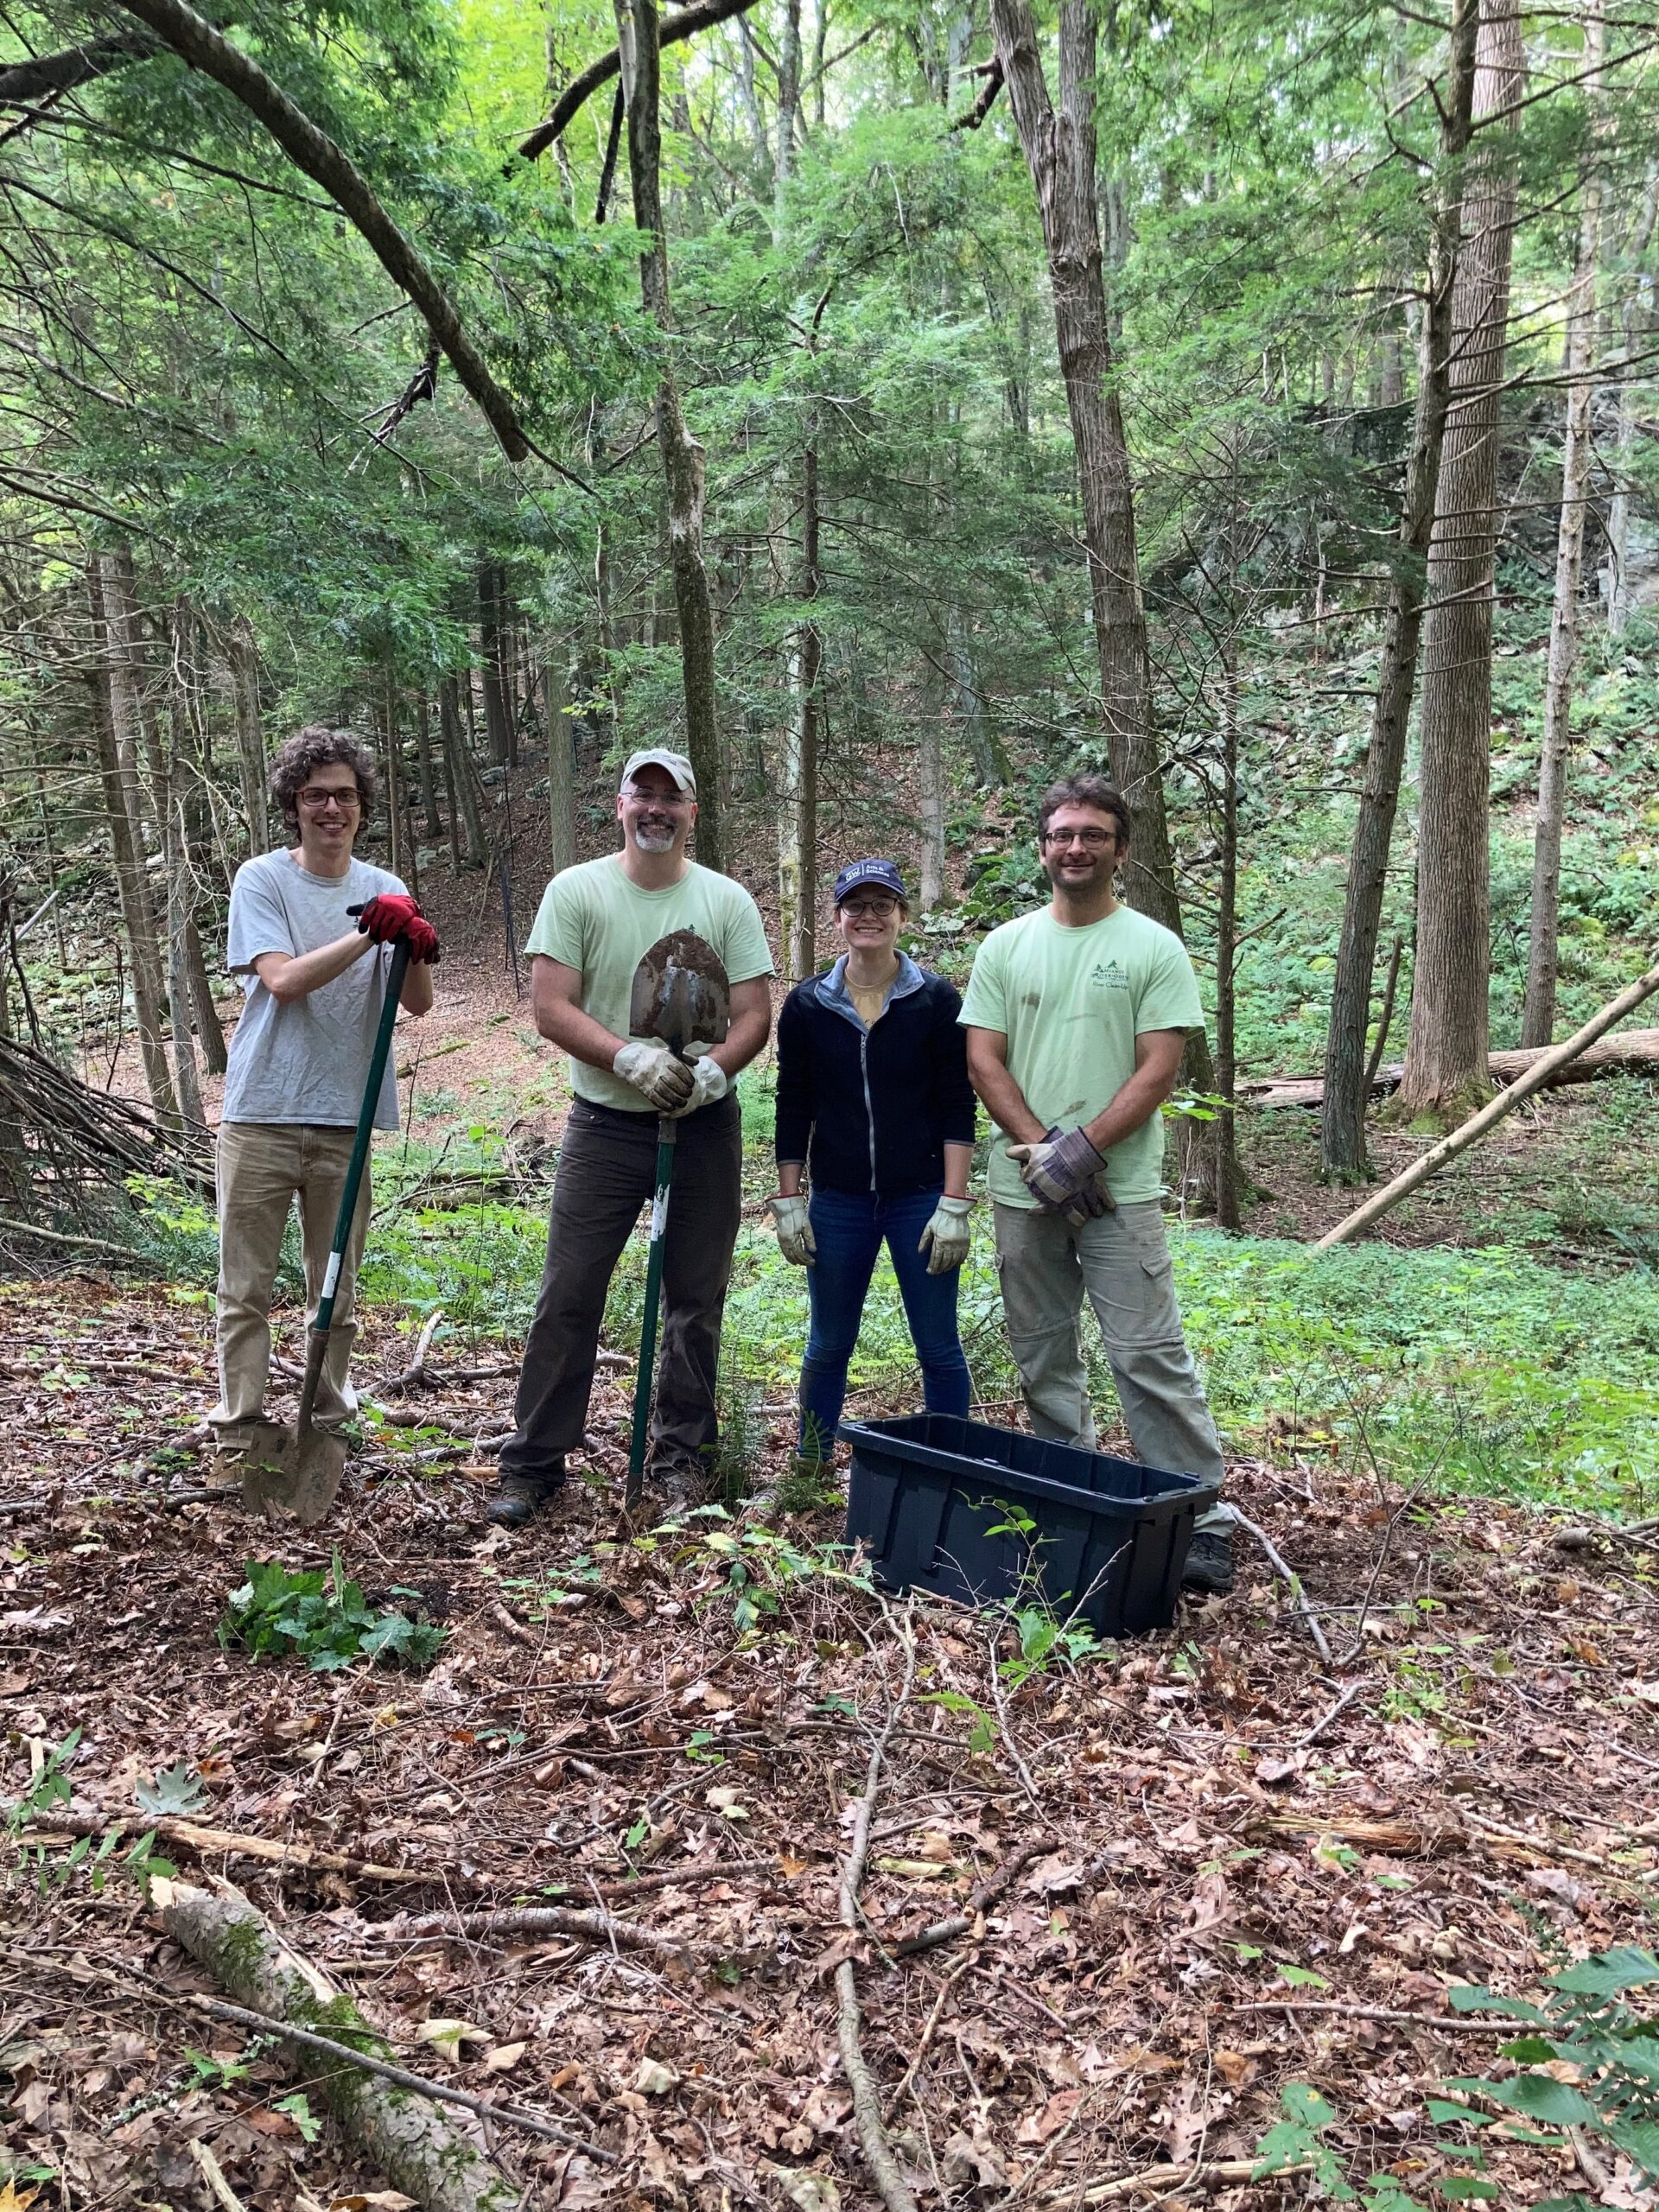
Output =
[{"x1": 6, "y1": 1278, "x2": 1659, "y2": 2212}]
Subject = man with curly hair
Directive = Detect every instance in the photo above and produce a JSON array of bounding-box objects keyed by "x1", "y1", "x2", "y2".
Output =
[{"x1": 210, "y1": 726, "x2": 438, "y2": 1459}]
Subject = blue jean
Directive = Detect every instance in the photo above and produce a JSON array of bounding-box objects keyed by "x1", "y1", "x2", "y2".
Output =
[{"x1": 799, "y1": 1185, "x2": 972, "y2": 1459}]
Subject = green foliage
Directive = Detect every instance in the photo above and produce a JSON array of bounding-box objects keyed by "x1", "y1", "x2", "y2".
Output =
[
  {"x1": 1446, "y1": 1948, "x2": 1659, "y2": 2190},
  {"x1": 136, "y1": 1761, "x2": 207, "y2": 1817},
  {"x1": 1251, "y1": 2081, "x2": 1440, "y2": 2208},
  {"x1": 219, "y1": 1552, "x2": 446, "y2": 1671},
  {"x1": 673, "y1": 1509, "x2": 874, "y2": 1636}
]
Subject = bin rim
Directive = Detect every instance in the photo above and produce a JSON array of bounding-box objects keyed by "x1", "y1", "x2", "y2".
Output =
[{"x1": 837, "y1": 1412, "x2": 1220, "y2": 1517}]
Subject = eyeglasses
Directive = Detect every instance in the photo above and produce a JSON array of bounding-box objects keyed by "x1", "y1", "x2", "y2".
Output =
[
  {"x1": 841, "y1": 898, "x2": 899, "y2": 918},
  {"x1": 297, "y1": 787, "x2": 361, "y2": 812},
  {"x1": 1044, "y1": 827, "x2": 1116, "y2": 849},
  {"x1": 622, "y1": 784, "x2": 691, "y2": 808}
]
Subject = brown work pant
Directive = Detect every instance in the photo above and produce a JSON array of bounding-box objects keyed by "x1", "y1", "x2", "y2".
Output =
[
  {"x1": 211, "y1": 1120, "x2": 370, "y2": 1439},
  {"x1": 500, "y1": 1094, "x2": 742, "y2": 1479}
]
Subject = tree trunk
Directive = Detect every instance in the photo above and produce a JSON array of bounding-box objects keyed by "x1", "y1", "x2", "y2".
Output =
[
  {"x1": 775, "y1": 0, "x2": 801, "y2": 215},
  {"x1": 1603, "y1": 168, "x2": 1656, "y2": 634},
  {"x1": 440, "y1": 677, "x2": 486, "y2": 868},
  {"x1": 478, "y1": 562, "x2": 516, "y2": 769},
  {"x1": 183, "y1": 912, "x2": 227, "y2": 1076},
  {"x1": 87, "y1": 562, "x2": 176, "y2": 1120},
  {"x1": 1214, "y1": 638, "x2": 1240, "y2": 1231},
  {"x1": 792, "y1": 442, "x2": 821, "y2": 978},
  {"x1": 1522, "y1": 10, "x2": 1604, "y2": 1047},
  {"x1": 614, "y1": 0, "x2": 725, "y2": 868},
  {"x1": 987, "y1": 0, "x2": 1179, "y2": 938},
  {"x1": 1319, "y1": 0, "x2": 1478, "y2": 1179},
  {"x1": 226, "y1": 614, "x2": 269, "y2": 855},
  {"x1": 948, "y1": 609, "x2": 1007, "y2": 786},
  {"x1": 382, "y1": 674, "x2": 409, "y2": 887},
  {"x1": 1401, "y1": 0, "x2": 1526, "y2": 1116},
  {"x1": 544, "y1": 657, "x2": 577, "y2": 877},
  {"x1": 918, "y1": 651, "x2": 946, "y2": 913},
  {"x1": 415, "y1": 692, "x2": 441, "y2": 840}
]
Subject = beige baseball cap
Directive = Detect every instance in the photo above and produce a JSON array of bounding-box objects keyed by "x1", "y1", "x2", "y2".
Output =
[{"x1": 620, "y1": 748, "x2": 696, "y2": 797}]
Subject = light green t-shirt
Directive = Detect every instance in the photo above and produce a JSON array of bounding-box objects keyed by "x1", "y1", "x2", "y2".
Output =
[
  {"x1": 958, "y1": 905, "x2": 1205, "y2": 1208},
  {"x1": 524, "y1": 855, "x2": 775, "y2": 1113}
]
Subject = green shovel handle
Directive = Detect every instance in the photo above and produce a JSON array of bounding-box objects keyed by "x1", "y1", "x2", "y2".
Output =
[{"x1": 313, "y1": 937, "x2": 411, "y2": 1338}]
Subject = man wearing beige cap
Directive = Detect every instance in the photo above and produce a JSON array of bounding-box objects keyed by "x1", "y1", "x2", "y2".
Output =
[{"x1": 491, "y1": 749, "x2": 775, "y2": 1526}]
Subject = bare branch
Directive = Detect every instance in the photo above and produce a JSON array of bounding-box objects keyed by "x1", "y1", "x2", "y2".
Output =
[{"x1": 517, "y1": 0, "x2": 762, "y2": 162}]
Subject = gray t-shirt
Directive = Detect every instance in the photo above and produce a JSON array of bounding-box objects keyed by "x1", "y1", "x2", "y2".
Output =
[{"x1": 222, "y1": 849, "x2": 407, "y2": 1129}]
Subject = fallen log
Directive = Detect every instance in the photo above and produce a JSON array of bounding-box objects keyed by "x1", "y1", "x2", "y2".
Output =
[
  {"x1": 154, "y1": 1875, "x2": 526, "y2": 2212},
  {"x1": 1241, "y1": 1025, "x2": 1659, "y2": 1110},
  {"x1": 1318, "y1": 955, "x2": 1659, "y2": 1248}
]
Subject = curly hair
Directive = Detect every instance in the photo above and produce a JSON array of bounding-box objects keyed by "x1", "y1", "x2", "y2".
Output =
[
  {"x1": 1037, "y1": 772, "x2": 1130, "y2": 846},
  {"x1": 269, "y1": 726, "x2": 377, "y2": 830}
]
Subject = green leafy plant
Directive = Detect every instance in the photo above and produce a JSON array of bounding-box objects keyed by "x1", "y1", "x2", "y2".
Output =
[
  {"x1": 1253, "y1": 2081, "x2": 1439, "y2": 2207},
  {"x1": 678, "y1": 1511, "x2": 874, "y2": 1635},
  {"x1": 5, "y1": 1726, "x2": 80, "y2": 1834},
  {"x1": 1444, "y1": 1946, "x2": 1659, "y2": 2204},
  {"x1": 136, "y1": 1761, "x2": 207, "y2": 1816},
  {"x1": 219, "y1": 1553, "x2": 446, "y2": 1672}
]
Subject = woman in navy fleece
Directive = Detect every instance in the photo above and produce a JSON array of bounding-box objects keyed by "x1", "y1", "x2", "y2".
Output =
[{"x1": 768, "y1": 859, "x2": 977, "y2": 1470}]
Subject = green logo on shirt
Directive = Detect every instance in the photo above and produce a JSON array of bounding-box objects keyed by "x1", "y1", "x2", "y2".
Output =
[{"x1": 1090, "y1": 960, "x2": 1129, "y2": 988}]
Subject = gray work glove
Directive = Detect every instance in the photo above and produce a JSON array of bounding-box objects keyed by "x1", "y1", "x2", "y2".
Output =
[
  {"x1": 918, "y1": 1196, "x2": 974, "y2": 1275},
  {"x1": 664, "y1": 1055, "x2": 728, "y2": 1119},
  {"x1": 768, "y1": 1193, "x2": 816, "y2": 1267},
  {"x1": 613, "y1": 1040, "x2": 694, "y2": 1112},
  {"x1": 1007, "y1": 1125, "x2": 1114, "y2": 1230}
]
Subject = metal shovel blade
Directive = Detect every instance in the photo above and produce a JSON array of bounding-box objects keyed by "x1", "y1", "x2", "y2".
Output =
[
  {"x1": 239, "y1": 1332, "x2": 348, "y2": 1526},
  {"x1": 628, "y1": 930, "x2": 731, "y2": 1057}
]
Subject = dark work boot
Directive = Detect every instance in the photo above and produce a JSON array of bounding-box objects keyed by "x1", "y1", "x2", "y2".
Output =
[
  {"x1": 1181, "y1": 1528, "x2": 1235, "y2": 1597},
  {"x1": 487, "y1": 1463, "x2": 566, "y2": 1529}
]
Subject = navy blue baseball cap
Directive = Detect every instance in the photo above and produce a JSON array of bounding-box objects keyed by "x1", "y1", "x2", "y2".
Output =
[{"x1": 834, "y1": 858, "x2": 908, "y2": 906}]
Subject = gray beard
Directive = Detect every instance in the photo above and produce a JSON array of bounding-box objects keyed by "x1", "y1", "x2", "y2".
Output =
[{"x1": 632, "y1": 823, "x2": 677, "y2": 852}]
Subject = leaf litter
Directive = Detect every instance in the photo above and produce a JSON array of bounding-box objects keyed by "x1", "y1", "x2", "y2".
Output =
[{"x1": 3, "y1": 1277, "x2": 1658, "y2": 2209}]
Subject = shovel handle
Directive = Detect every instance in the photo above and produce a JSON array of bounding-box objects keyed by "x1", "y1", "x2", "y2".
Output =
[
  {"x1": 306, "y1": 937, "x2": 410, "y2": 1364},
  {"x1": 625, "y1": 1116, "x2": 680, "y2": 1508}
]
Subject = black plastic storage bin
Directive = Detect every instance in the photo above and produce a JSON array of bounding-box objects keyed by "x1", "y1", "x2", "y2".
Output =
[{"x1": 840, "y1": 1412, "x2": 1219, "y2": 1637}]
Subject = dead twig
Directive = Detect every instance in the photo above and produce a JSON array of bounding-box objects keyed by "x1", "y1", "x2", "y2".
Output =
[
  {"x1": 1294, "y1": 1678, "x2": 1365, "y2": 1747},
  {"x1": 1229, "y1": 1510, "x2": 1333, "y2": 1664},
  {"x1": 384, "y1": 1901, "x2": 696, "y2": 1964},
  {"x1": 1232, "y1": 1999, "x2": 1532, "y2": 2033},
  {"x1": 893, "y1": 1832, "x2": 1059, "y2": 1957},
  {"x1": 838, "y1": 1607, "x2": 921, "y2": 2212},
  {"x1": 381, "y1": 1306, "x2": 445, "y2": 1393},
  {"x1": 1036, "y1": 2154, "x2": 1313, "y2": 2204}
]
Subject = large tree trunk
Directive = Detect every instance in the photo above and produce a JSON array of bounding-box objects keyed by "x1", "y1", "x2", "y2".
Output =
[
  {"x1": 1400, "y1": 0, "x2": 1526, "y2": 1116},
  {"x1": 226, "y1": 615, "x2": 269, "y2": 855},
  {"x1": 440, "y1": 677, "x2": 486, "y2": 868},
  {"x1": 986, "y1": 0, "x2": 1178, "y2": 932},
  {"x1": 1522, "y1": 13, "x2": 1604, "y2": 1047},
  {"x1": 792, "y1": 441, "x2": 821, "y2": 977},
  {"x1": 614, "y1": 0, "x2": 725, "y2": 869},
  {"x1": 1214, "y1": 636, "x2": 1240, "y2": 1231},
  {"x1": 1319, "y1": 0, "x2": 1479, "y2": 1179},
  {"x1": 87, "y1": 561, "x2": 176, "y2": 1120}
]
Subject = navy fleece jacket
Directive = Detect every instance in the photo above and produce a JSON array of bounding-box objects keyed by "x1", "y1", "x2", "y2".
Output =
[{"x1": 774, "y1": 954, "x2": 977, "y2": 1198}]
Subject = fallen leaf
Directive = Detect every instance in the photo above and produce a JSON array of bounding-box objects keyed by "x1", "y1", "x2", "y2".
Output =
[
  {"x1": 633, "y1": 2057, "x2": 678, "y2": 2095},
  {"x1": 483, "y1": 2043, "x2": 527, "y2": 2074},
  {"x1": 1015, "y1": 2089, "x2": 1081, "y2": 2144},
  {"x1": 1213, "y1": 2048, "x2": 1256, "y2": 2088},
  {"x1": 414, "y1": 2018, "x2": 490, "y2": 2063},
  {"x1": 768, "y1": 2169, "x2": 841, "y2": 2212}
]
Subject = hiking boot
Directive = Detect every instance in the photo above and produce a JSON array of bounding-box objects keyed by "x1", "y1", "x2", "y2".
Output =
[
  {"x1": 487, "y1": 1464, "x2": 565, "y2": 1529},
  {"x1": 646, "y1": 1452, "x2": 712, "y2": 1516},
  {"x1": 1181, "y1": 1528, "x2": 1235, "y2": 1597}
]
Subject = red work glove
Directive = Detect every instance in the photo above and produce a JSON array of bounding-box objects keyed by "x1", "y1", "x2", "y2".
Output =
[{"x1": 353, "y1": 894, "x2": 441, "y2": 964}]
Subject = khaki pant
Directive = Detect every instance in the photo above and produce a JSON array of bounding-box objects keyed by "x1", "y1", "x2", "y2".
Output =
[
  {"x1": 211, "y1": 1121, "x2": 370, "y2": 1438},
  {"x1": 993, "y1": 1199, "x2": 1229, "y2": 1532}
]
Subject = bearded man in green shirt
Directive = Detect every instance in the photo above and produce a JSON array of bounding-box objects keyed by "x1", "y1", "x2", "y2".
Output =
[{"x1": 960, "y1": 772, "x2": 1233, "y2": 1595}]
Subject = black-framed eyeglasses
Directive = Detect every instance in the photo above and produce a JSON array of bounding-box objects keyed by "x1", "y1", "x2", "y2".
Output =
[
  {"x1": 297, "y1": 787, "x2": 361, "y2": 811},
  {"x1": 1043, "y1": 826, "x2": 1116, "y2": 849},
  {"x1": 622, "y1": 784, "x2": 692, "y2": 808},
  {"x1": 841, "y1": 897, "x2": 900, "y2": 918}
]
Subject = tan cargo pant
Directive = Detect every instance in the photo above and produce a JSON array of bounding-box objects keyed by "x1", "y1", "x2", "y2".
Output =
[
  {"x1": 211, "y1": 1121, "x2": 370, "y2": 1439},
  {"x1": 993, "y1": 1198, "x2": 1230, "y2": 1533}
]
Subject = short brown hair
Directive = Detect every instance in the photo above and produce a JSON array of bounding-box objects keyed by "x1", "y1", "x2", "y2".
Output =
[
  {"x1": 270, "y1": 726, "x2": 376, "y2": 829},
  {"x1": 1038, "y1": 773, "x2": 1129, "y2": 845}
]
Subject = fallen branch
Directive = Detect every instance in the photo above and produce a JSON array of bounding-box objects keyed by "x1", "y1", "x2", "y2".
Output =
[
  {"x1": 1232, "y1": 1999, "x2": 1531, "y2": 2033},
  {"x1": 1240, "y1": 1024, "x2": 1659, "y2": 1109},
  {"x1": 838, "y1": 1611, "x2": 921, "y2": 2212},
  {"x1": 1317, "y1": 955, "x2": 1659, "y2": 1247},
  {"x1": 950, "y1": 55, "x2": 1004, "y2": 128},
  {"x1": 1039, "y1": 2154, "x2": 1313, "y2": 2203},
  {"x1": 1245, "y1": 1811, "x2": 1459, "y2": 1855},
  {"x1": 1294, "y1": 1679, "x2": 1364, "y2": 1748},
  {"x1": 11, "y1": 1804, "x2": 487, "y2": 1891},
  {"x1": 385, "y1": 1901, "x2": 696, "y2": 1964},
  {"x1": 892, "y1": 1832, "x2": 1058, "y2": 1957},
  {"x1": 1228, "y1": 1511, "x2": 1333, "y2": 1665},
  {"x1": 382, "y1": 1307, "x2": 445, "y2": 1394},
  {"x1": 156, "y1": 1876, "x2": 533, "y2": 2211},
  {"x1": 1463, "y1": 1808, "x2": 1657, "y2": 1882}
]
